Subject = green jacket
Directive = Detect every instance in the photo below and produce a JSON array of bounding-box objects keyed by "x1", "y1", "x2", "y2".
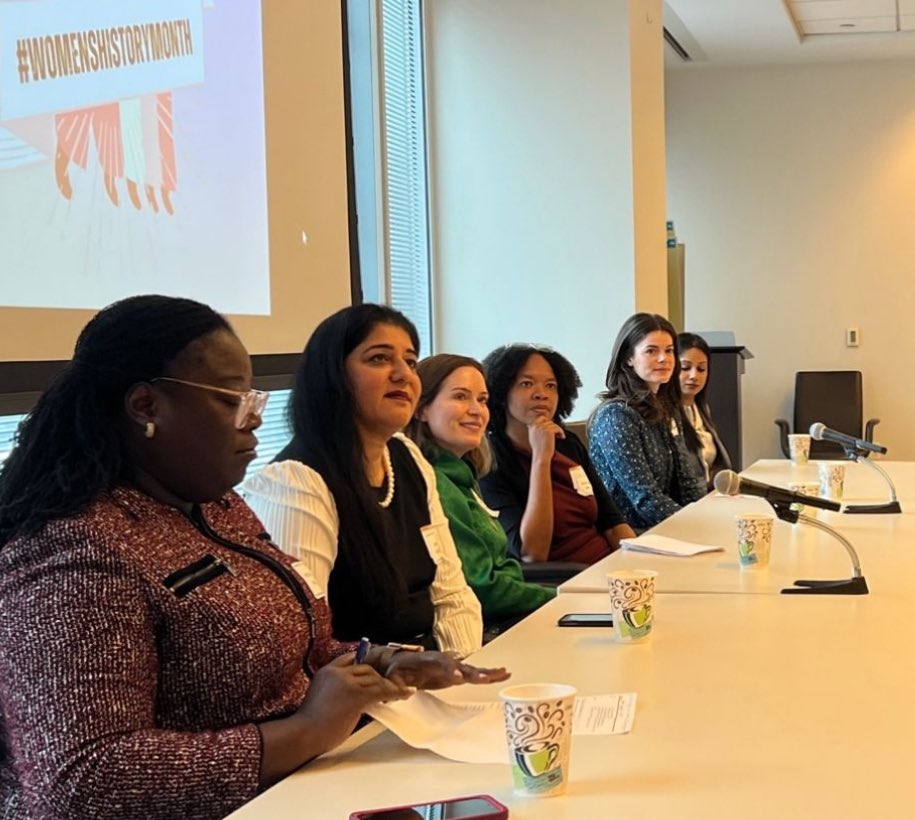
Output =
[{"x1": 430, "y1": 450, "x2": 554, "y2": 623}]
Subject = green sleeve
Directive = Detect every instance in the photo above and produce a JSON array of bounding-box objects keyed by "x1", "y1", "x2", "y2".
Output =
[{"x1": 434, "y1": 470, "x2": 554, "y2": 623}]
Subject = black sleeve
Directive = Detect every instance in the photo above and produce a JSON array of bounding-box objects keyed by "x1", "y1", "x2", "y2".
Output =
[
  {"x1": 560, "y1": 430, "x2": 626, "y2": 532},
  {"x1": 478, "y1": 457, "x2": 527, "y2": 561}
]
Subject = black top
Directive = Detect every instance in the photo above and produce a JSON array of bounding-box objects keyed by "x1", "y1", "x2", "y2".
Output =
[
  {"x1": 480, "y1": 429, "x2": 627, "y2": 561},
  {"x1": 327, "y1": 437, "x2": 437, "y2": 646}
]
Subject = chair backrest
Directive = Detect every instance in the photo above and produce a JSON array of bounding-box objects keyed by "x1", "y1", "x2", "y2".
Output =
[
  {"x1": 793, "y1": 371, "x2": 863, "y2": 459},
  {"x1": 565, "y1": 419, "x2": 589, "y2": 449}
]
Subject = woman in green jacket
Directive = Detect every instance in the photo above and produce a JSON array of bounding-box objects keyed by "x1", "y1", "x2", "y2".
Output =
[{"x1": 407, "y1": 355, "x2": 554, "y2": 633}]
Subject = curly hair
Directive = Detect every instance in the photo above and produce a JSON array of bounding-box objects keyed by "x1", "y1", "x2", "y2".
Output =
[
  {"x1": 482, "y1": 344, "x2": 582, "y2": 435},
  {"x1": 0, "y1": 295, "x2": 232, "y2": 546}
]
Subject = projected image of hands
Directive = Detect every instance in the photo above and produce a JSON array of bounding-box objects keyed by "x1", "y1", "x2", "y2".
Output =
[
  {"x1": 0, "y1": 0, "x2": 270, "y2": 315},
  {"x1": 54, "y1": 95, "x2": 177, "y2": 215}
]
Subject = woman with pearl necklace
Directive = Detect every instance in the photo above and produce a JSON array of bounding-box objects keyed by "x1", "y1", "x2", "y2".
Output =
[{"x1": 244, "y1": 305, "x2": 482, "y2": 657}]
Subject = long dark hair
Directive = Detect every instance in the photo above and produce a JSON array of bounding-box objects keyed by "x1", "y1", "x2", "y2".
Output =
[
  {"x1": 276, "y1": 303, "x2": 419, "y2": 613},
  {"x1": 482, "y1": 344, "x2": 581, "y2": 469},
  {"x1": 0, "y1": 295, "x2": 231, "y2": 546},
  {"x1": 407, "y1": 354, "x2": 491, "y2": 476},
  {"x1": 677, "y1": 332, "x2": 713, "y2": 423},
  {"x1": 597, "y1": 313, "x2": 700, "y2": 451}
]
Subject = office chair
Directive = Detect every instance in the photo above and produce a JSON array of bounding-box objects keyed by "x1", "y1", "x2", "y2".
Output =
[
  {"x1": 519, "y1": 561, "x2": 588, "y2": 587},
  {"x1": 774, "y1": 371, "x2": 879, "y2": 460}
]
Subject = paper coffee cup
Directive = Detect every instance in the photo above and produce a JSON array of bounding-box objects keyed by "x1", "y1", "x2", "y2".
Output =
[
  {"x1": 607, "y1": 570, "x2": 657, "y2": 642},
  {"x1": 818, "y1": 463, "x2": 846, "y2": 500},
  {"x1": 736, "y1": 513, "x2": 774, "y2": 568},
  {"x1": 788, "y1": 434, "x2": 811, "y2": 465},
  {"x1": 787, "y1": 482, "x2": 821, "y2": 515},
  {"x1": 500, "y1": 683, "x2": 576, "y2": 797}
]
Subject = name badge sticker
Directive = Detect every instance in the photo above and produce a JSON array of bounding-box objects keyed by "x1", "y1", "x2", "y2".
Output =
[{"x1": 569, "y1": 465, "x2": 594, "y2": 497}]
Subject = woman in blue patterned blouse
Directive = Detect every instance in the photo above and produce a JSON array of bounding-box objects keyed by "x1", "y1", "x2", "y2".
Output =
[{"x1": 588, "y1": 313, "x2": 708, "y2": 531}]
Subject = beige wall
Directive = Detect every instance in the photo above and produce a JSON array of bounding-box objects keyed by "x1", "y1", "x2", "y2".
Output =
[
  {"x1": 425, "y1": 0, "x2": 667, "y2": 415},
  {"x1": 630, "y1": 0, "x2": 668, "y2": 315},
  {"x1": 666, "y1": 60, "x2": 915, "y2": 461}
]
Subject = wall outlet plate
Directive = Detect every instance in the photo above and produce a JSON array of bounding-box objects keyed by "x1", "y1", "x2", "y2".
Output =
[{"x1": 846, "y1": 327, "x2": 860, "y2": 347}]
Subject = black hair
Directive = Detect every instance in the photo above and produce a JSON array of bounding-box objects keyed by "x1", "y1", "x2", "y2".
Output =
[
  {"x1": 596, "y1": 312, "x2": 700, "y2": 452},
  {"x1": 276, "y1": 303, "x2": 420, "y2": 614},
  {"x1": 482, "y1": 344, "x2": 581, "y2": 467},
  {"x1": 677, "y1": 332, "x2": 714, "y2": 423},
  {"x1": 0, "y1": 295, "x2": 232, "y2": 546}
]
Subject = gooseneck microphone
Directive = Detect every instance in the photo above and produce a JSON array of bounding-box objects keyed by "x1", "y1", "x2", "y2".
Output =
[
  {"x1": 713, "y1": 470, "x2": 840, "y2": 513},
  {"x1": 807, "y1": 422, "x2": 900, "y2": 514},
  {"x1": 713, "y1": 470, "x2": 867, "y2": 595},
  {"x1": 809, "y1": 422, "x2": 887, "y2": 456}
]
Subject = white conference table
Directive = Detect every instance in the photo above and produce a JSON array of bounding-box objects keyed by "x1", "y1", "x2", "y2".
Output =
[
  {"x1": 230, "y1": 590, "x2": 915, "y2": 819},
  {"x1": 229, "y1": 459, "x2": 915, "y2": 818},
  {"x1": 560, "y1": 459, "x2": 915, "y2": 596}
]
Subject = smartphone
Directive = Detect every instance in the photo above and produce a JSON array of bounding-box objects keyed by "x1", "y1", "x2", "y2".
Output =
[
  {"x1": 557, "y1": 612, "x2": 614, "y2": 627},
  {"x1": 349, "y1": 793, "x2": 509, "y2": 819}
]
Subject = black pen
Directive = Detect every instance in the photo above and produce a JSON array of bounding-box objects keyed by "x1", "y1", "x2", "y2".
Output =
[{"x1": 355, "y1": 636, "x2": 371, "y2": 664}]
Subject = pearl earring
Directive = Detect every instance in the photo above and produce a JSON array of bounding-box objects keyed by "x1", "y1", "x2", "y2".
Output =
[{"x1": 145, "y1": 421, "x2": 156, "y2": 439}]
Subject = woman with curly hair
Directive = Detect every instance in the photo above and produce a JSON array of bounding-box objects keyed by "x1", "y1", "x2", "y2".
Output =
[
  {"x1": 479, "y1": 344, "x2": 635, "y2": 565},
  {"x1": 589, "y1": 314, "x2": 708, "y2": 531}
]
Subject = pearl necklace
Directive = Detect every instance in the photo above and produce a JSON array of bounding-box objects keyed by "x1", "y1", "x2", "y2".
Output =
[{"x1": 378, "y1": 445, "x2": 395, "y2": 509}]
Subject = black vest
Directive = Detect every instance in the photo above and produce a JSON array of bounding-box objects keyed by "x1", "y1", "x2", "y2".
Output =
[{"x1": 328, "y1": 438, "x2": 436, "y2": 645}]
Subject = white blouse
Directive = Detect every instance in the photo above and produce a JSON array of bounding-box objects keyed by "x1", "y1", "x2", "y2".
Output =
[
  {"x1": 242, "y1": 433, "x2": 482, "y2": 658},
  {"x1": 683, "y1": 404, "x2": 717, "y2": 481}
]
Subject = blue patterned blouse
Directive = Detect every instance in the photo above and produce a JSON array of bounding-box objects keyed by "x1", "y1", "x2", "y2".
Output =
[{"x1": 588, "y1": 400, "x2": 708, "y2": 531}]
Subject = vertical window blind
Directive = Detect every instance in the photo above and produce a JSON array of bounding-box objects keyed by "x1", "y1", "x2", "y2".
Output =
[{"x1": 379, "y1": 0, "x2": 433, "y2": 355}]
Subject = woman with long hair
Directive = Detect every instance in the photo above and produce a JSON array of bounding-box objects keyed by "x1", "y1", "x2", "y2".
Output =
[
  {"x1": 0, "y1": 296, "x2": 505, "y2": 819},
  {"x1": 589, "y1": 313, "x2": 708, "y2": 531},
  {"x1": 244, "y1": 305, "x2": 483, "y2": 657},
  {"x1": 406, "y1": 354, "x2": 554, "y2": 631},
  {"x1": 677, "y1": 332, "x2": 731, "y2": 484},
  {"x1": 478, "y1": 344, "x2": 635, "y2": 564}
]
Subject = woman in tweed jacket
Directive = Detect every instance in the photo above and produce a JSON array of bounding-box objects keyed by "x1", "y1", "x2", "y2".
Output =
[{"x1": 0, "y1": 295, "x2": 506, "y2": 820}]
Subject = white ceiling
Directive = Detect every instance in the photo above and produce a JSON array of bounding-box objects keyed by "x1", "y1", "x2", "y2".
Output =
[{"x1": 664, "y1": 0, "x2": 915, "y2": 67}]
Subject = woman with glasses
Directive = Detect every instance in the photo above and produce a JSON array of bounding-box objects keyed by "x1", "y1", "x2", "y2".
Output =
[
  {"x1": 588, "y1": 313, "x2": 708, "y2": 531},
  {"x1": 478, "y1": 344, "x2": 635, "y2": 565},
  {"x1": 244, "y1": 305, "x2": 483, "y2": 656},
  {"x1": 0, "y1": 296, "x2": 506, "y2": 819}
]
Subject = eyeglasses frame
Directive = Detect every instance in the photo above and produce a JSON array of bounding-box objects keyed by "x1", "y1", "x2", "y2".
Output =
[{"x1": 150, "y1": 377, "x2": 269, "y2": 429}]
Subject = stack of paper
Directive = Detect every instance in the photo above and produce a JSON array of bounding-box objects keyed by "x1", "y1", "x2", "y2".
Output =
[{"x1": 621, "y1": 533, "x2": 725, "y2": 557}]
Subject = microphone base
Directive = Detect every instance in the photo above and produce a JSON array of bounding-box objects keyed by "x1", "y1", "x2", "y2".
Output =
[
  {"x1": 781, "y1": 576, "x2": 869, "y2": 595},
  {"x1": 843, "y1": 501, "x2": 902, "y2": 515}
]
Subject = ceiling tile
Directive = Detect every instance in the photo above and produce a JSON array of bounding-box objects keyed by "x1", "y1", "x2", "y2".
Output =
[
  {"x1": 801, "y1": 15, "x2": 897, "y2": 32},
  {"x1": 790, "y1": 0, "x2": 895, "y2": 21}
]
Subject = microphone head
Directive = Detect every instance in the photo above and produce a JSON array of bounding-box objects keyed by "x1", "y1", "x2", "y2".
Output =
[
  {"x1": 809, "y1": 422, "x2": 826, "y2": 440},
  {"x1": 713, "y1": 470, "x2": 740, "y2": 496}
]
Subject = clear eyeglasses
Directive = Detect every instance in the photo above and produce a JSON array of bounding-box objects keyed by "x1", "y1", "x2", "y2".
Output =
[{"x1": 151, "y1": 377, "x2": 269, "y2": 429}]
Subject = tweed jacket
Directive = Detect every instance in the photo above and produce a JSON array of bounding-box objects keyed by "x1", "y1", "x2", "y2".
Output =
[{"x1": 0, "y1": 487, "x2": 349, "y2": 820}]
